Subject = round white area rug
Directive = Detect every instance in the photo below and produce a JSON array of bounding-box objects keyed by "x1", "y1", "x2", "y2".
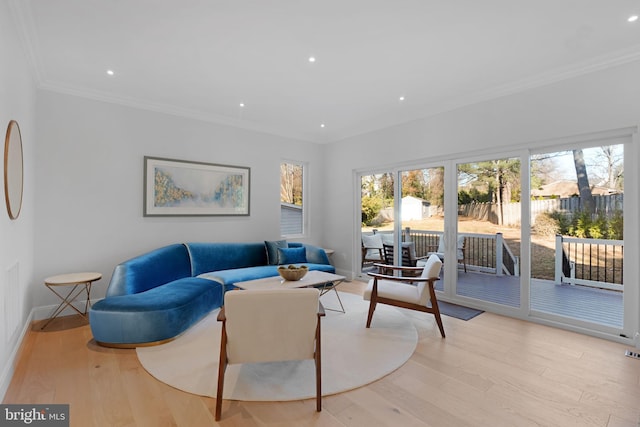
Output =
[{"x1": 136, "y1": 291, "x2": 417, "y2": 401}]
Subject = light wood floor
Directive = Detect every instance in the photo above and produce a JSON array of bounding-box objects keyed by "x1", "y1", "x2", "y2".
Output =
[{"x1": 4, "y1": 281, "x2": 640, "y2": 427}]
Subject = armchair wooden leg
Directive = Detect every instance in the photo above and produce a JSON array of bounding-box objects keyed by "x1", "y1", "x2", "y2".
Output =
[
  {"x1": 428, "y1": 287, "x2": 446, "y2": 338},
  {"x1": 215, "y1": 325, "x2": 228, "y2": 421},
  {"x1": 315, "y1": 320, "x2": 322, "y2": 412},
  {"x1": 366, "y1": 279, "x2": 379, "y2": 328},
  {"x1": 366, "y1": 299, "x2": 377, "y2": 328}
]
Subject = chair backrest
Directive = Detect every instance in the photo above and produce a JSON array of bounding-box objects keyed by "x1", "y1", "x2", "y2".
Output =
[
  {"x1": 362, "y1": 233, "x2": 383, "y2": 249},
  {"x1": 434, "y1": 235, "x2": 464, "y2": 260},
  {"x1": 223, "y1": 289, "x2": 320, "y2": 364},
  {"x1": 417, "y1": 254, "x2": 443, "y2": 306},
  {"x1": 383, "y1": 243, "x2": 417, "y2": 266},
  {"x1": 457, "y1": 235, "x2": 466, "y2": 260},
  {"x1": 382, "y1": 244, "x2": 395, "y2": 265}
]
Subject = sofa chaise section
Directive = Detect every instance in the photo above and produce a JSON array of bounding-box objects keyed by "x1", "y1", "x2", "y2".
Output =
[{"x1": 89, "y1": 243, "x2": 224, "y2": 347}]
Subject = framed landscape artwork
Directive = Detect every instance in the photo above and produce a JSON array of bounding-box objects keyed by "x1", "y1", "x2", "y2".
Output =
[{"x1": 144, "y1": 156, "x2": 250, "y2": 216}]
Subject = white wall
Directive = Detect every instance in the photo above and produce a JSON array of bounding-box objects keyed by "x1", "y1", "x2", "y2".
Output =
[
  {"x1": 0, "y1": 0, "x2": 37, "y2": 399},
  {"x1": 33, "y1": 91, "x2": 327, "y2": 305}
]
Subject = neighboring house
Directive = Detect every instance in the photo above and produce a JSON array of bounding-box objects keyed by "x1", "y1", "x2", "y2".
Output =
[
  {"x1": 281, "y1": 203, "x2": 302, "y2": 235},
  {"x1": 401, "y1": 196, "x2": 430, "y2": 221},
  {"x1": 531, "y1": 180, "x2": 618, "y2": 198}
]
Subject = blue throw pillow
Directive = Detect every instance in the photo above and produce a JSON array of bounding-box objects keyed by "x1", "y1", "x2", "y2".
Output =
[
  {"x1": 265, "y1": 240, "x2": 287, "y2": 265},
  {"x1": 277, "y1": 247, "x2": 307, "y2": 265}
]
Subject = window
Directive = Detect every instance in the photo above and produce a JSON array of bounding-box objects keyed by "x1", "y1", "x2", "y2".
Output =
[{"x1": 280, "y1": 162, "x2": 305, "y2": 236}]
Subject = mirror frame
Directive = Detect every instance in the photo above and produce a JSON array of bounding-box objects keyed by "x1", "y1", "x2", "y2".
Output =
[{"x1": 4, "y1": 120, "x2": 24, "y2": 220}]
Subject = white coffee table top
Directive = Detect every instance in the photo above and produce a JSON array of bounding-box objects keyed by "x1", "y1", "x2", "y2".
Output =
[{"x1": 235, "y1": 270, "x2": 345, "y2": 291}]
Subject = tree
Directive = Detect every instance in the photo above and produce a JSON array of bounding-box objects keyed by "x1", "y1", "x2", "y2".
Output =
[
  {"x1": 573, "y1": 149, "x2": 594, "y2": 214},
  {"x1": 280, "y1": 163, "x2": 302, "y2": 205},
  {"x1": 425, "y1": 167, "x2": 444, "y2": 206},
  {"x1": 591, "y1": 145, "x2": 623, "y2": 190},
  {"x1": 457, "y1": 158, "x2": 520, "y2": 225},
  {"x1": 402, "y1": 170, "x2": 426, "y2": 198},
  {"x1": 378, "y1": 173, "x2": 394, "y2": 203}
]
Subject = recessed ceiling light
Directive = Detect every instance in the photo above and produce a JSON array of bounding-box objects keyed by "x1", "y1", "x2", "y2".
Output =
[
  {"x1": 308, "y1": 56, "x2": 316, "y2": 63},
  {"x1": 239, "y1": 103, "x2": 245, "y2": 108},
  {"x1": 399, "y1": 96, "x2": 405, "y2": 101},
  {"x1": 629, "y1": 15, "x2": 639, "y2": 22},
  {"x1": 106, "y1": 69, "x2": 115, "y2": 76},
  {"x1": 320, "y1": 123, "x2": 325, "y2": 128}
]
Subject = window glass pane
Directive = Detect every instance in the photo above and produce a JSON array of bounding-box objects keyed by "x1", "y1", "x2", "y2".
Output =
[
  {"x1": 360, "y1": 172, "x2": 395, "y2": 271},
  {"x1": 530, "y1": 145, "x2": 624, "y2": 327},
  {"x1": 280, "y1": 162, "x2": 303, "y2": 235}
]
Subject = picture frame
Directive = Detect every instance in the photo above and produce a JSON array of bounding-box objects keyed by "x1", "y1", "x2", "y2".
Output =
[{"x1": 143, "y1": 156, "x2": 250, "y2": 216}]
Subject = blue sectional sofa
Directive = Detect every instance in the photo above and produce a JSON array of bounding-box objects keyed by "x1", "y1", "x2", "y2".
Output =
[{"x1": 89, "y1": 241, "x2": 334, "y2": 347}]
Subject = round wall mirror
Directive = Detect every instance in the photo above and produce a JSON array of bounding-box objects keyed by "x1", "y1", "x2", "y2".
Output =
[{"x1": 4, "y1": 120, "x2": 24, "y2": 220}]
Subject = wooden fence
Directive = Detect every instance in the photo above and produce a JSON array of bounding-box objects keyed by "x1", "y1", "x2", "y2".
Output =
[{"x1": 459, "y1": 193, "x2": 623, "y2": 226}]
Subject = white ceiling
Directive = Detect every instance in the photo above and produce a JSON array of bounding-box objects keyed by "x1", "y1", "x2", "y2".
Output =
[{"x1": 10, "y1": 0, "x2": 640, "y2": 143}]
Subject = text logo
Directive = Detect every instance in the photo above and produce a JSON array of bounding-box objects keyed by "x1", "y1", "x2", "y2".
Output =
[{"x1": 0, "y1": 405, "x2": 69, "y2": 426}]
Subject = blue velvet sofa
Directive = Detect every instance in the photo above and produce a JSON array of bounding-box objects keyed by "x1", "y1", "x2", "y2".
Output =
[{"x1": 89, "y1": 241, "x2": 334, "y2": 347}]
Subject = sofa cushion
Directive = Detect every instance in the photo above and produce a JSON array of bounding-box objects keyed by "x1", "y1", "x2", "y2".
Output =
[
  {"x1": 265, "y1": 240, "x2": 287, "y2": 265},
  {"x1": 186, "y1": 242, "x2": 269, "y2": 276},
  {"x1": 277, "y1": 247, "x2": 307, "y2": 264}
]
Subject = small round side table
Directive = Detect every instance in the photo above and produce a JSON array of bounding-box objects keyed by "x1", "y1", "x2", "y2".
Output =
[{"x1": 41, "y1": 272, "x2": 102, "y2": 330}]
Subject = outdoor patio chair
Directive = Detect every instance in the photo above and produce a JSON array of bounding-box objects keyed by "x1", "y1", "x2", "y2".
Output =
[
  {"x1": 426, "y1": 235, "x2": 467, "y2": 273},
  {"x1": 364, "y1": 254, "x2": 445, "y2": 337},
  {"x1": 382, "y1": 242, "x2": 427, "y2": 275},
  {"x1": 361, "y1": 232, "x2": 384, "y2": 267},
  {"x1": 215, "y1": 288, "x2": 325, "y2": 420}
]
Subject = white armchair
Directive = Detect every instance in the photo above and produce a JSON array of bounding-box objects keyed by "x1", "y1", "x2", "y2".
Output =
[
  {"x1": 215, "y1": 288, "x2": 324, "y2": 420},
  {"x1": 364, "y1": 254, "x2": 445, "y2": 337}
]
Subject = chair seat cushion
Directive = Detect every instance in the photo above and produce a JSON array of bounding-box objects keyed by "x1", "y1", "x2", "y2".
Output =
[{"x1": 363, "y1": 279, "x2": 421, "y2": 305}]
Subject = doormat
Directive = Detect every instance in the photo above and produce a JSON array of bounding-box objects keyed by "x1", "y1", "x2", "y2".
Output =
[{"x1": 438, "y1": 301, "x2": 484, "y2": 321}]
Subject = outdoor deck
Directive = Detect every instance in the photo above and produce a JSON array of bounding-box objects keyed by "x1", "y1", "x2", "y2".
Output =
[
  {"x1": 453, "y1": 272, "x2": 623, "y2": 328},
  {"x1": 363, "y1": 265, "x2": 623, "y2": 328}
]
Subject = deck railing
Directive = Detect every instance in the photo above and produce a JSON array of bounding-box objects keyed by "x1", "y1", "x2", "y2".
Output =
[
  {"x1": 555, "y1": 235, "x2": 623, "y2": 291},
  {"x1": 402, "y1": 228, "x2": 518, "y2": 276}
]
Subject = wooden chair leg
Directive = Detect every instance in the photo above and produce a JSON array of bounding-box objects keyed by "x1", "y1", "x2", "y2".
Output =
[
  {"x1": 315, "y1": 319, "x2": 322, "y2": 412},
  {"x1": 366, "y1": 299, "x2": 377, "y2": 328},
  {"x1": 366, "y1": 279, "x2": 379, "y2": 328},
  {"x1": 428, "y1": 287, "x2": 446, "y2": 338},
  {"x1": 215, "y1": 324, "x2": 228, "y2": 421}
]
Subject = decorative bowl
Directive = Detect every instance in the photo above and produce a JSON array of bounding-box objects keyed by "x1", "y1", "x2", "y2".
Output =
[{"x1": 277, "y1": 264, "x2": 308, "y2": 281}]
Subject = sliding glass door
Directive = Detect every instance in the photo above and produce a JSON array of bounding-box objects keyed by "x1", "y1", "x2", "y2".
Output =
[
  {"x1": 530, "y1": 144, "x2": 625, "y2": 331},
  {"x1": 356, "y1": 128, "x2": 637, "y2": 341},
  {"x1": 455, "y1": 157, "x2": 522, "y2": 308}
]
